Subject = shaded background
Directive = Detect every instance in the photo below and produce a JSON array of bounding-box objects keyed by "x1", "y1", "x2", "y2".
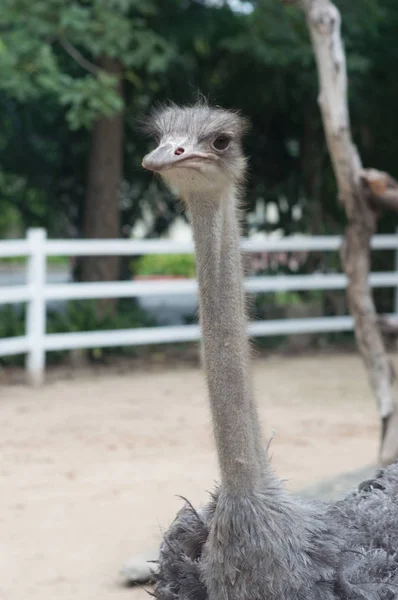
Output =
[{"x1": 1, "y1": 0, "x2": 397, "y2": 361}]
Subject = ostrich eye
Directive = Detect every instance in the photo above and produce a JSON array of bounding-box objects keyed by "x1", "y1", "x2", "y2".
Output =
[{"x1": 212, "y1": 135, "x2": 231, "y2": 151}]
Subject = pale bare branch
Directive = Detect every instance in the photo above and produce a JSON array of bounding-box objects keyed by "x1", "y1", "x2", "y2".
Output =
[
  {"x1": 291, "y1": 0, "x2": 398, "y2": 465},
  {"x1": 361, "y1": 168, "x2": 398, "y2": 213}
]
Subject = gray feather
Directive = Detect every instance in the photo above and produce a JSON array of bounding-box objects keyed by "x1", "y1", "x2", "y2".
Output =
[{"x1": 155, "y1": 463, "x2": 398, "y2": 600}]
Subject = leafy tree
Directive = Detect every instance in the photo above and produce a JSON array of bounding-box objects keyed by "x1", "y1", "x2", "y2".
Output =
[
  {"x1": 0, "y1": 0, "x2": 174, "y2": 290},
  {"x1": 0, "y1": 0, "x2": 172, "y2": 128},
  {"x1": 0, "y1": 0, "x2": 397, "y2": 268}
]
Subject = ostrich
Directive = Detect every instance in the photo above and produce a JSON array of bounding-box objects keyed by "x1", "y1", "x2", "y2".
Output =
[{"x1": 140, "y1": 101, "x2": 398, "y2": 600}]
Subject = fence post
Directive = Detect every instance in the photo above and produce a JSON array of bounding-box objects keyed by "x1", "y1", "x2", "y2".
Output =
[{"x1": 26, "y1": 228, "x2": 47, "y2": 386}]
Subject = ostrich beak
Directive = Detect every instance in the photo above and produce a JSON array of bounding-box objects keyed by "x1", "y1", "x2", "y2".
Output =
[{"x1": 142, "y1": 142, "x2": 213, "y2": 172}]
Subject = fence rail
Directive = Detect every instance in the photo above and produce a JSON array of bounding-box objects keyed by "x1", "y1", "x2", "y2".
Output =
[{"x1": 1, "y1": 228, "x2": 397, "y2": 385}]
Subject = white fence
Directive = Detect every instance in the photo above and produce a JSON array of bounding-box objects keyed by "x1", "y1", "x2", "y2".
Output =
[{"x1": 1, "y1": 228, "x2": 398, "y2": 385}]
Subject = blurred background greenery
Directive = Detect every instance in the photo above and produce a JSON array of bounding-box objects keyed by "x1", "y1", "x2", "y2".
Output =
[{"x1": 0, "y1": 0, "x2": 397, "y2": 363}]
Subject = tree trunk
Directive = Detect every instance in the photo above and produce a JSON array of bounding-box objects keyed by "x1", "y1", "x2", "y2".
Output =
[
  {"x1": 298, "y1": 0, "x2": 398, "y2": 465},
  {"x1": 81, "y1": 56, "x2": 124, "y2": 315},
  {"x1": 342, "y1": 220, "x2": 398, "y2": 465}
]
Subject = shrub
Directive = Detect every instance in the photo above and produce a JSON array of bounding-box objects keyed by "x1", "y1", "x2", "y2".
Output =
[
  {"x1": 133, "y1": 253, "x2": 196, "y2": 278},
  {"x1": 46, "y1": 299, "x2": 154, "y2": 361},
  {"x1": 0, "y1": 299, "x2": 153, "y2": 366}
]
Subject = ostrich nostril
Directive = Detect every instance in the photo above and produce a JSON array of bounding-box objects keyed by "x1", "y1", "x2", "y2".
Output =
[{"x1": 174, "y1": 147, "x2": 185, "y2": 156}]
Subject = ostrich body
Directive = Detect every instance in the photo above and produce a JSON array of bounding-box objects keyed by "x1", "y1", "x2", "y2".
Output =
[{"x1": 142, "y1": 102, "x2": 398, "y2": 600}]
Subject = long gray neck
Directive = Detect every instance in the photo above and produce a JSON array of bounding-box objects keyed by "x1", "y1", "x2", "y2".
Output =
[{"x1": 187, "y1": 186, "x2": 267, "y2": 493}]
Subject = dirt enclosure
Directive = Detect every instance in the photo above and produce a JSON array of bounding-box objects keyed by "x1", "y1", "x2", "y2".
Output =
[{"x1": 0, "y1": 353, "x2": 384, "y2": 600}]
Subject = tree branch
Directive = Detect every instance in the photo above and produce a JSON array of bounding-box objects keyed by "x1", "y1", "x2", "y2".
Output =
[
  {"x1": 58, "y1": 38, "x2": 100, "y2": 76},
  {"x1": 291, "y1": 0, "x2": 398, "y2": 465},
  {"x1": 360, "y1": 168, "x2": 398, "y2": 213}
]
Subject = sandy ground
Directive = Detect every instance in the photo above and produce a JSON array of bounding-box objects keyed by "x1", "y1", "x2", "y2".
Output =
[{"x1": 0, "y1": 354, "x2": 383, "y2": 600}]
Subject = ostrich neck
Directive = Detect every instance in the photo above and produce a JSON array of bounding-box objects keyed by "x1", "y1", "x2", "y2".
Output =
[{"x1": 188, "y1": 186, "x2": 266, "y2": 493}]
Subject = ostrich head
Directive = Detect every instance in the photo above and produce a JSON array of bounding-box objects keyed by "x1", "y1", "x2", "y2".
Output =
[{"x1": 141, "y1": 102, "x2": 249, "y2": 198}]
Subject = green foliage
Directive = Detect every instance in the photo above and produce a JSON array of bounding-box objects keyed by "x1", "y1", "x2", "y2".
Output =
[
  {"x1": 133, "y1": 254, "x2": 196, "y2": 278},
  {"x1": 46, "y1": 298, "x2": 153, "y2": 360},
  {"x1": 0, "y1": 305, "x2": 25, "y2": 339},
  {"x1": 0, "y1": 299, "x2": 153, "y2": 366},
  {"x1": 274, "y1": 289, "x2": 322, "y2": 306},
  {"x1": 47, "y1": 298, "x2": 150, "y2": 333},
  {"x1": 58, "y1": 73, "x2": 124, "y2": 130},
  {"x1": 0, "y1": 196, "x2": 21, "y2": 236},
  {"x1": 0, "y1": 305, "x2": 26, "y2": 366},
  {"x1": 1, "y1": 0, "x2": 398, "y2": 261},
  {"x1": 0, "y1": 0, "x2": 179, "y2": 236},
  {"x1": 274, "y1": 291, "x2": 302, "y2": 307},
  {"x1": 0, "y1": 0, "x2": 174, "y2": 129},
  {"x1": 0, "y1": 256, "x2": 68, "y2": 265}
]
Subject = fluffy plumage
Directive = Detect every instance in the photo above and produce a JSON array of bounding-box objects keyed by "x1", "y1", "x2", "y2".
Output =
[
  {"x1": 141, "y1": 100, "x2": 250, "y2": 144},
  {"x1": 156, "y1": 464, "x2": 398, "y2": 600}
]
